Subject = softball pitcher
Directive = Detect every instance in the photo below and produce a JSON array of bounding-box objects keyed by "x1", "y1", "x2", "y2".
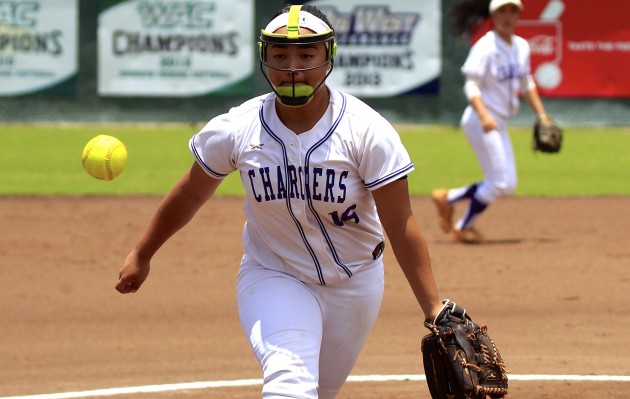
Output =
[
  {"x1": 116, "y1": 5, "x2": 443, "y2": 398},
  {"x1": 433, "y1": 0, "x2": 550, "y2": 244}
]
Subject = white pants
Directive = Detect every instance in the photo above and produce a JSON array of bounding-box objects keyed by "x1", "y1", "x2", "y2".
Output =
[
  {"x1": 460, "y1": 106, "x2": 517, "y2": 204},
  {"x1": 237, "y1": 259, "x2": 384, "y2": 399}
]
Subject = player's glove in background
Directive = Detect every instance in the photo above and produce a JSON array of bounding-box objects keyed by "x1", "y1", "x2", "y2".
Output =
[{"x1": 533, "y1": 114, "x2": 563, "y2": 153}]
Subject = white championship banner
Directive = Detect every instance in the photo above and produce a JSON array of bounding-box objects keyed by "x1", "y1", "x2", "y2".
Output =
[
  {"x1": 0, "y1": 0, "x2": 78, "y2": 96},
  {"x1": 97, "y1": 0, "x2": 254, "y2": 97}
]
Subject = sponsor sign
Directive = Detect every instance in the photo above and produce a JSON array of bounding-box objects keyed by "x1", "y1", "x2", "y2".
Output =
[{"x1": 475, "y1": 0, "x2": 630, "y2": 97}]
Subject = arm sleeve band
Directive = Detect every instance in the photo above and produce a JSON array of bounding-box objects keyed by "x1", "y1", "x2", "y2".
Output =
[
  {"x1": 463, "y1": 77, "x2": 482, "y2": 101},
  {"x1": 520, "y1": 75, "x2": 536, "y2": 93}
]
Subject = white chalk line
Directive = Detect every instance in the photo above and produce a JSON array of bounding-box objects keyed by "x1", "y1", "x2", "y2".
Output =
[{"x1": 2, "y1": 374, "x2": 630, "y2": 399}]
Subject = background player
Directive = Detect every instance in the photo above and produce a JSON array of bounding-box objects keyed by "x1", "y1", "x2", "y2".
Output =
[
  {"x1": 116, "y1": 4, "x2": 443, "y2": 398},
  {"x1": 432, "y1": 0, "x2": 550, "y2": 244}
]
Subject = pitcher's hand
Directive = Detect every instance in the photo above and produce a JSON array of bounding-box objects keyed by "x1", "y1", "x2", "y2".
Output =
[{"x1": 115, "y1": 249, "x2": 150, "y2": 293}]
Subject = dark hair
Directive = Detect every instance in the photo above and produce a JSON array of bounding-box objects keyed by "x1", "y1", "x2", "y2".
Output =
[
  {"x1": 273, "y1": 4, "x2": 335, "y2": 31},
  {"x1": 449, "y1": 0, "x2": 490, "y2": 42}
]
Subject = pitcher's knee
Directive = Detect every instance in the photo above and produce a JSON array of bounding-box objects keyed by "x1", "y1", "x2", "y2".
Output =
[
  {"x1": 503, "y1": 184, "x2": 516, "y2": 196},
  {"x1": 261, "y1": 354, "x2": 318, "y2": 398},
  {"x1": 500, "y1": 180, "x2": 517, "y2": 196},
  {"x1": 477, "y1": 180, "x2": 514, "y2": 202}
]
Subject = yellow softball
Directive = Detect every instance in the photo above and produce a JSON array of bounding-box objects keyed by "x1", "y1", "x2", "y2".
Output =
[{"x1": 82, "y1": 135, "x2": 128, "y2": 181}]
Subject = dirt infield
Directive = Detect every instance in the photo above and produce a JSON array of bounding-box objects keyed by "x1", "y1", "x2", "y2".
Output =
[{"x1": 1, "y1": 196, "x2": 629, "y2": 398}]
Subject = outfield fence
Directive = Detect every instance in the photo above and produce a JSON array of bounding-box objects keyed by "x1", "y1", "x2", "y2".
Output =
[{"x1": 0, "y1": 0, "x2": 628, "y2": 127}]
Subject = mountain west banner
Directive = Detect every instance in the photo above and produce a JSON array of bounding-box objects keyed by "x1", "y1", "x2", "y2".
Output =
[
  {"x1": 311, "y1": 0, "x2": 441, "y2": 97},
  {"x1": 97, "y1": 0, "x2": 254, "y2": 97}
]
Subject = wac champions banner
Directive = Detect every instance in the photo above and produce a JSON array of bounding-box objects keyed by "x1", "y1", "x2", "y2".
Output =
[
  {"x1": 98, "y1": 0, "x2": 254, "y2": 97},
  {"x1": 310, "y1": 0, "x2": 441, "y2": 97},
  {"x1": 0, "y1": 0, "x2": 78, "y2": 96},
  {"x1": 474, "y1": 0, "x2": 630, "y2": 98}
]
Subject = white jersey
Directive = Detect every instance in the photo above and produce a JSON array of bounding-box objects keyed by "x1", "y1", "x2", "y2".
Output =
[
  {"x1": 190, "y1": 89, "x2": 413, "y2": 285},
  {"x1": 461, "y1": 30, "x2": 531, "y2": 118}
]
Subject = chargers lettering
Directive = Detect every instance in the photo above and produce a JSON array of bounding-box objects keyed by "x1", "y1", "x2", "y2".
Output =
[{"x1": 248, "y1": 165, "x2": 348, "y2": 204}]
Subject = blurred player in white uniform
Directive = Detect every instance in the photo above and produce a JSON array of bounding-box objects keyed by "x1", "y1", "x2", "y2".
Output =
[
  {"x1": 432, "y1": 0, "x2": 550, "y2": 243},
  {"x1": 115, "y1": 4, "x2": 442, "y2": 398}
]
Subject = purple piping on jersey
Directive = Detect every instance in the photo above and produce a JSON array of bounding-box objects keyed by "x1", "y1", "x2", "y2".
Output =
[
  {"x1": 497, "y1": 38, "x2": 520, "y2": 116},
  {"x1": 189, "y1": 137, "x2": 230, "y2": 178},
  {"x1": 302, "y1": 93, "x2": 353, "y2": 278},
  {"x1": 364, "y1": 163, "x2": 414, "y2": 189},
  {"x1": 259, "y1": 95, "x2": 326, "y2": 285},
  {"x1": 259, "y1": 92, "x2": 353, "y2": 284}
]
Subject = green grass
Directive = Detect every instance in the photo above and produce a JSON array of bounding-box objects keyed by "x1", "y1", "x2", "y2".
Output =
[
  {"x1": 398, "y1": 124, "x2": 630, "y2": 196},
  {"x1": 1, "y1": 123, "x2": 628, "y2": 196}
]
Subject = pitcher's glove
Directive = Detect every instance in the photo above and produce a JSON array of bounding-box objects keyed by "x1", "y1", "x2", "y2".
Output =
[
  {"x1": 421, "y1": 299, "x2": 508, "y2": 399},
  {"x1": 533, "y1": 113, "x2": 563, "y2": 153}
]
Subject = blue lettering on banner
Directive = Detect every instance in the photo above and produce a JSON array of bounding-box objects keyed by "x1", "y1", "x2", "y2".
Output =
[
  {"x1": 0, "y1": 1, "x2": 39, "y2": 27},
  {"x1": 136, "y1": 2, "x2": 215, "y2": 29},
  {"x1": 318, "y1": 5, "x2": 420, "y2": 46}
]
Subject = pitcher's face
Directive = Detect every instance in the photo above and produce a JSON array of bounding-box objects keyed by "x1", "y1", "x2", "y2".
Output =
[{"x1": 264, "y1": 27, "x2": 331, "y2": 103}]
